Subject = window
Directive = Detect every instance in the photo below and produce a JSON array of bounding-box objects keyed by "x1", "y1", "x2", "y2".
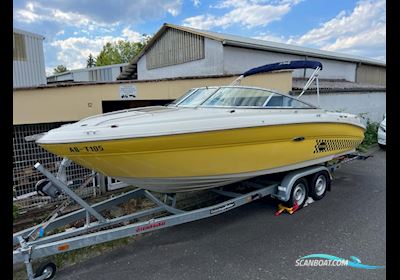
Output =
[
  {"x1": 168, "y1": 89, "x2": 196, "y2": 106},
  {"x1": 178, "y1": 88, "x2": 218, "y2": 107},
  {"x1": 265, "y1": 95, "x2": 284, "y2": 106},
  {"x1": 265, "y1": 94, "x2": 313, "y2": 108},
  {"x1": 170, "y1": 86, "x2": 315, "y2": 109},
  {"x1": 13, "y1": 33, "x2": 27, "y2": 61},
  {"x1": 202, "y1": 87, "x2": 273, "y2": 107}
]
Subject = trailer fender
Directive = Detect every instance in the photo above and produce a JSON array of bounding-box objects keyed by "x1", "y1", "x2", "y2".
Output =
[{"x1": 273, "y1": 165, "x2": 331, "y2": 202}]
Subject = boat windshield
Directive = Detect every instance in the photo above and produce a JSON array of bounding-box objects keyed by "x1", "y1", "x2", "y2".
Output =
[
  {"x1": 171, "y1": 86, "x2": 315, "y2": 109},
  {"x1": 169, "y1": 87, "x2": 218, "y2": 107}
]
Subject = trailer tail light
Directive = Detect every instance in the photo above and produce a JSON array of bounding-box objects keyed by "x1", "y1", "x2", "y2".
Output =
[{"x1": 58, "y1": 244, "x2": 70, "y2": 251}]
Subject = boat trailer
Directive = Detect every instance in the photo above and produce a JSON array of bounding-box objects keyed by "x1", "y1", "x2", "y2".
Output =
[{"x1": 13, "y1": 153, "x2": 370, "y2": 280}]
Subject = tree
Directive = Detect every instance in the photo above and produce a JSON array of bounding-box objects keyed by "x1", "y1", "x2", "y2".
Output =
[
  {"x1": 87, "y1": 53, "x2": 96, "y2": 68},
  {"x1": 95, "y1": 36, "x2": 151, "y2": 66},
  {"x1": 53, "y1": 65, "x2": 68, "y2": 74}
]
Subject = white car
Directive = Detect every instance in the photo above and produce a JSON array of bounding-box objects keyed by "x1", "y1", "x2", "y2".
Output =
[{"x1": 378, "y1": 115, "x2": 386, "y2": 149}]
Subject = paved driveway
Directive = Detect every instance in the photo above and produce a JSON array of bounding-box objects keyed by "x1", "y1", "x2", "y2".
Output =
[{"x1": 55, "y1": 149, "x2": 386, "y2": 280}]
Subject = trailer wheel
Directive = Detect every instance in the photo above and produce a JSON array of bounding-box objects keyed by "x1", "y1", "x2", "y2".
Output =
[
  {"x1": 288, "y1": 178, "x2": 308, "y2": 208},
  {"x1": 35, "y1": 179, "x2": 50, "y2": 196},
  {"x1": 34, "y1": 262, "x2": 56, "y2": 280},
  {"x1": 309, "y1": 171, "x2": 331, "y2": 200}
]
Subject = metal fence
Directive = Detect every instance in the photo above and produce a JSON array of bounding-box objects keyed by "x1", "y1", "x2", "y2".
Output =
[{"x1": 13, "y1": 122, "x2": 98, "y2": 213}]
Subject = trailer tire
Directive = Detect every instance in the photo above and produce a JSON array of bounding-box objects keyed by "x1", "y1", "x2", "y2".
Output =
[
  {"x1": 288, "y1": 178, "x2": 308, "y2": 208},
  {"x1": 34, "y1": 262, "x2": 56, "y2": 279},
  {"x1": 35, "y1": 179, "x2": 50, "y2": 196},
  {"x1": 309, "y1": 171, "x2": 331, "y2": 201}
]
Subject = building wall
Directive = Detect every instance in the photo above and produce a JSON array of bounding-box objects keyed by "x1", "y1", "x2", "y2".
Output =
[
  {"x1": 356, "y1": 64, "x2": 386, "y2": 86},
  {"x1": 13, "y1": 31, "x2": 47, "y2": 88},
  {"x1": 74, "y1": 71, "x2": 90, "y2": 81},
  {"x1": 14, "y1": 71, "x2": 292, "y2": 125},
  {"x1": 223, "y1": 46, "x2": 357, "y2": 81},
  {"x1": 305, "y1": 56, "x2": 357, "y2": 81},
  {"x1": 300, "y1": 92, "x2": 386, "y2": 122},
  {"x1": 138, "y1": 38, "x2": 224, "y2": 80},
  {"x1": 47, "y1": 65, "x2": 127, "y2": 83},
  {"x1": 137, "y1": 36, "x2": 384, "y2": 85},
  {"x1": 112, "y1": 66, "x2": 125, "y2": 80},
  {"x1": 47, "y1": 73, "x2": 74, "y2": 82},
  {"x1": 146, "y1": 28, "x2": 205, "y2": 69}
]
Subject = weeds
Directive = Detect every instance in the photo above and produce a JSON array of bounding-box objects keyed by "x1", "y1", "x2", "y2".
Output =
[
  {"x1": 51, "y1": 236, "x2": 132, "y2": 268},
  {"x1": 357, "y1": 113, "x2": 379, "y2": 151},
  {"x1": 13, "y1": 204, "x2": 19, "y2": 221}
]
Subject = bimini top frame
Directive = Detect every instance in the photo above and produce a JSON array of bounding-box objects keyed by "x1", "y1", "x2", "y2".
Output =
[{"x1": 231, "y1": 60, "x2": 323, "y2": 106}]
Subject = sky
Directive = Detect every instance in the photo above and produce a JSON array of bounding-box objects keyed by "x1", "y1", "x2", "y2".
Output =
[{"x1": 13, "y1": 0, "x2": 386, "y2": 76}]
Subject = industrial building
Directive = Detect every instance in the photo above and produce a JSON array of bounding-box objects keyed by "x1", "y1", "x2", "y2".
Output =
[
  {"x1": 13, "y1": 28, "x2": 47, "y2": 88},
  {"x1": 118, "y1": 23, "x2": 386, "y2": 86},
  {"x1": 47, "y1": 63, "x2": 130, "y2": 83}
]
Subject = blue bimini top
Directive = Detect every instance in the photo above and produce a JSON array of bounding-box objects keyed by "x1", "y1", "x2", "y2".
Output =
[{"x1": 243, "y1": 60, "x2": 323, "y2": 77}]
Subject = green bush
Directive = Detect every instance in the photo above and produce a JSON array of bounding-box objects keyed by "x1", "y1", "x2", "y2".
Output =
[
  {"x1": 357, "y1": 114, "x2": 379, "y2": 150},
  {"x1": 362, "y1": 121, "x2": 379, "y2": 146}
]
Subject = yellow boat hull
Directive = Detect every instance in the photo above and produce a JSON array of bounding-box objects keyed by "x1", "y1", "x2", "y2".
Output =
[{"x1": 40, "y1": 122, "x2": 364, "y2": 192}]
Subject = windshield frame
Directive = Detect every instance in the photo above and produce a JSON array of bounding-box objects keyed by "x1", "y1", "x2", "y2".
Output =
[
  {"x1": 169, "y1": 86, "x2": 318, "y2": 109},
  {"x1": 174, "y1": 87, "x2": 220, "y2": 108}
]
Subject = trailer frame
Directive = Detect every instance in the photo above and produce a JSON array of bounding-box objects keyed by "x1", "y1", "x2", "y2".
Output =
[{"x1": 13, "y1": 153, "x2": 370, "y2": 280}]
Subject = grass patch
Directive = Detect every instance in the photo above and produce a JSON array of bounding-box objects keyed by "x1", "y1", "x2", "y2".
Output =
[{"x1": 50, "y1": 237, "x2": 132, "y2": 268}]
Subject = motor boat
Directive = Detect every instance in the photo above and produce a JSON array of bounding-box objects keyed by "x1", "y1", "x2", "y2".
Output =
[{"x1": 36, "y1": 61, "x2": 365, "y2": 192}]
